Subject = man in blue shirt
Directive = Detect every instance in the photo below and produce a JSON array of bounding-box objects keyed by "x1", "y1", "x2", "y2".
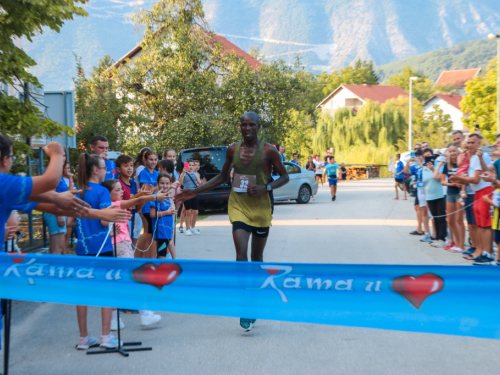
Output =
[
  {"x1": 90, "y1": 135, "x2": 117, "y2": 180},
  {"x1": 279, "y1": 145, "x2": 285, "y2": 162},
  {"x1": 325, "y1": 156, "x2": 340, "y2": 201}
]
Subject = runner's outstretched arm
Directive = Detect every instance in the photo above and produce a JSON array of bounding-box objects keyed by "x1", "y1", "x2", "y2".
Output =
[{"x1": 175, "y1": 144, "x2": 235, "y2": 204}]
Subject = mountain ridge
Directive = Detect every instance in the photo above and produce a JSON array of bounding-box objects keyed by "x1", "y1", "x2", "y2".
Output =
[{"x1": 25, "y1": 0, "x2": 500, "y2": 90}]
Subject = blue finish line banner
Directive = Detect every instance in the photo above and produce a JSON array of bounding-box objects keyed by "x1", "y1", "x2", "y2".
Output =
[{"x1": 1, "y1": 253, "x2": 500, "y2": 339}]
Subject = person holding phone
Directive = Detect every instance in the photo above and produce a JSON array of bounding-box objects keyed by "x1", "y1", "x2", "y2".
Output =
[
  {"x1": 421, "y1": 148, "x2": 447, "y2": 248},
  {"x1": 433, "y1": 145, "x2": 465, "y2": 252},
  {"x1": 403, "y1": 149, "x2": 430, "y2": 239}
]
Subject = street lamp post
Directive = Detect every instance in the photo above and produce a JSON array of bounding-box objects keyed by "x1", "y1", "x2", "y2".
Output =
[
  {"x1": 488, "y1": 33, "x2": 500, "y2": 134},
  {"x1": 408, "y1": 77, "x2": 419, "y2": 151}
]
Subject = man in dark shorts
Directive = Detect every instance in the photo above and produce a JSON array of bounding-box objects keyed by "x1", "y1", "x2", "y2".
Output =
[
  {"x1": 176, "y1": 112, "x2": 289, "y2": 332},
  {"x1": 394, "y1": 153, "x2": 407, "y2": 200}
]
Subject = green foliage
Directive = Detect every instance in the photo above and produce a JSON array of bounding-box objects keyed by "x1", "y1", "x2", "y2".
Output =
[
  {"x1": 312, "y1": 96, "x2": 451, "y2": 167},
  {"x1": 73, "y1": 54, "x2": 128, "y2": 154},
  {"x1": 283, "y1": 109, "x2": 315, "y2": 163},
  {"x1": 377, "y1": 39, "x2": 496, "y2": 82},
  {"x1": 318, "y1": 59, "x2": 379, "y2": 98},
  {"x1": 0, "y1": 0, "x2": 86, "y2": 156},
  {"x1": 460, "y1": 59, "x2": 497, "y2": 142},
  {"x1": 109, "y1": 0, "x2": 305, "y2": 154},
  {"x1": 387, "y1": 66, "x2": 434, "y2": 102}
]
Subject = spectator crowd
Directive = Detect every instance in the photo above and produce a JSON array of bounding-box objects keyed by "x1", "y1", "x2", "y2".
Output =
[{"x1": 398, "y1": 130, "x2": 500, "y2": 266}]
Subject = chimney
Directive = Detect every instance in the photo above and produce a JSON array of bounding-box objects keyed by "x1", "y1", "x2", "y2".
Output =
[{"x1": 363, "y1": 82, "x2": 371, "y2": 87}]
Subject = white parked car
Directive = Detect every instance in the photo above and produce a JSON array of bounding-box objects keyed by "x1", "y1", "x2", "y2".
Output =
[{"x1": 272, "y1": 162, "x2": 319, "y2": 204}]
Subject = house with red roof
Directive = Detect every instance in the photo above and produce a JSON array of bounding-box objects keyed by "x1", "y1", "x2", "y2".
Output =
[
  {"x1": 111, "y1": 34, "x2": 261, "y2": 71},
  {"x1": 316, "y1": 84, "x2": 408, "y2": 115},
  {"x1": 435, "y1": 68, "x2": 481, "y2": 95},
  {"x1": 423, "y1": 94, "x2": 465, "y2": 131}
]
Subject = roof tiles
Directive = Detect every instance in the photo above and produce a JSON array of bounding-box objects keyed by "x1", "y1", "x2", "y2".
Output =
[{"x1": 435, "y1": 68, "x2": 481, "y2": 87}]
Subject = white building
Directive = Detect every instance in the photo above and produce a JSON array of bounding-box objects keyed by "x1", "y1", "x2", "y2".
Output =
[
  {"x1": 316, "y1": 84, "x2": 408, "y2": 116},
  {"x1": 423, "y1": 94, "x2": 465, "y2": 131}
]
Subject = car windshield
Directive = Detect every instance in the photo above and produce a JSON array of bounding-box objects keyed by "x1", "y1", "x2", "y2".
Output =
[{"x1": 181, "y1": 149, "x2": 226, "y2": 179}]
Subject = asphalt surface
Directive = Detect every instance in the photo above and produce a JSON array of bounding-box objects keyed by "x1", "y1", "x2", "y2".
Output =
[{"x1": 2, "y1": 178, "x2": 500, "y2": 375}]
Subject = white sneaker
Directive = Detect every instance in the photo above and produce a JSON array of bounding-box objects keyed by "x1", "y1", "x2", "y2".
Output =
[
  {"x1": 451, "y1": 246, "x2": 464, "y2": 253},
  {"x1": 141, "y1": 311, "x2": 162, "y2": 326},
  {"x1": 100, "y1": 334, "x2": 122, "y2": 349},
  {"x1": 192, "y1": 228, "x2": 200, "y2": 235},
  {"x1": 110, "y1": 318, "x2": 125, "y2": 331},
  {"x1": 185, "y1": 229, "x2": 193, "y2": 236},
  {"x1": 430, "y1": 240, "x2": 445, "y2": 248}
]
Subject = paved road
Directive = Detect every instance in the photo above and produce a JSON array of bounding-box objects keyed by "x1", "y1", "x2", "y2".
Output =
[{"x1": 3, "y1": 178, "x2": 499, "y2": 375}]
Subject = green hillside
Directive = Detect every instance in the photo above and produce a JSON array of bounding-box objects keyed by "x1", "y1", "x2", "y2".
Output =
[{"x1": 377, "y1": 39, "x2": 496, "y2": 82}]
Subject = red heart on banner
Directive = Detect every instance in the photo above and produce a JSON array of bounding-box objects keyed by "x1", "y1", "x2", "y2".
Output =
[
  {"x1": 8, "y1": 252, "x2": 27, "y2": 263},
  {"x1": 392, "y1": 273, "x2": 444, "y2": 309},
  {"x1": 132, "y1": 263, "x2": 182, "y2": 290},
  {"x1": 266, "y1": 269, "x2": 280, "y2": 275}
]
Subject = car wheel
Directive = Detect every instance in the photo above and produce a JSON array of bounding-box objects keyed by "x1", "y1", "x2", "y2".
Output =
[{"x1": 296, "y1": 184, "x2": 311, "y2": 204}]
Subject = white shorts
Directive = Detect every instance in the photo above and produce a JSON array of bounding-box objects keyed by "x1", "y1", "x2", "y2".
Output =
[
  {"x1": 417, "y1": 188, "x2": 427, "y2": 208},
  {"x1": 133, "y1": 212, "x2": 143, "y2": 239}
]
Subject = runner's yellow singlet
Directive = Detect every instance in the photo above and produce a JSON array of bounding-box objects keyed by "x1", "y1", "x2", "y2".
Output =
[{"x1": 228, "y1": 141, "x2": 272, "y2": 227}]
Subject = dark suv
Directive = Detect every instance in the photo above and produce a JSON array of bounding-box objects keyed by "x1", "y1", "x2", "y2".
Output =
[{"x1": 178, "y1": 146, "x2": 231, "y2": 210}]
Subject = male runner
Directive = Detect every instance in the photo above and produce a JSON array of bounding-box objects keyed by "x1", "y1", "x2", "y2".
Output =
[{"x1": 175, "y1": 112, "x2": 289, "y2": 332}]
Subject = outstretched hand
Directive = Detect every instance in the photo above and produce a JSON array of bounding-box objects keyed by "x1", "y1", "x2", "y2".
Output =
[
  {"x1": 175, "y1": 189, "x2": 196, "y2": 206},
  {"x1": 101, "y1": 204, "x2": 132, "y2": 223},
  {"x1": 55, "y1": 191, "x2": 91, "y2": 216}
]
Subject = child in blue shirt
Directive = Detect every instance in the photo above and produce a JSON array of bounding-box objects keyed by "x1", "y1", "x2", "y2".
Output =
[
  {"x1": 74, "y1": 153, "x2": 120, "y2": 351},
  {"x1": 150, "y1": 173, "x2": 177, "y2": 259},
  {"x1": 137, "y1": 149, "x2": 159, "y2": 258}
]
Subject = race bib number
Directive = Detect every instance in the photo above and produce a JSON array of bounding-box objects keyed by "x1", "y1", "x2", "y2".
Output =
[{"x1": 233, "y1": 174, "x2": 256, "y2": 193}]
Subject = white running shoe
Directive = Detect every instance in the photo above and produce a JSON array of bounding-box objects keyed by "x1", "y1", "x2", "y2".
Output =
[
  {"x1": 185, "y1": 229, "x2": 193, "y2": 236},
  {"x1": 451, "y1": 246, "x2": 464, "y2": 253},
  {"x1": 141, "y1": 311, "x2": 162, "y2": 326},
  {"x1": 192, "y1": 228, "x2": 200, "y2": 235},
  {"x1": 76, "y1": 334, "x2": 98, "y2": 350},
  {"x1": 110, "y1": 318, "x2": 125, "y2": 331},
  {"x1": 100, "y1": 334, "x2": 122, "y2": 349}
]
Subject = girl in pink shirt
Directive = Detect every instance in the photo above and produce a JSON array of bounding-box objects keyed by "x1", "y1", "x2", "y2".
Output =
[{"x1": 101, "y1": 179, "x2": 169, "y2": 329}]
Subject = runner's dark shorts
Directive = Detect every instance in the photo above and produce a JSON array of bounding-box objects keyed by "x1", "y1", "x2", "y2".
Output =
[
  {"x1": 395, "y1": 178, "x2": 404, "y2": 183},
  {"x1": 464, "y1": 194, "x2": 476, "y2": 225},
  {"x1": 184, "y1": 196, "x2": 199, "y2": 210},
  {"x1": 232, "y1": 221, "x2": 270, "y2": 238},
  {"x1": 415, "y1": 194, "x2": 419, "y2": 206}
]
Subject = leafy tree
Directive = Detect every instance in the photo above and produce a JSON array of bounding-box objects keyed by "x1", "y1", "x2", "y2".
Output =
[
  {"x1": 0, "y1": 0, "x2": 86, "y2": 155},
  {"x1": 319, "y1": 59, "x2": 379, "y2": 98},
  {"x1": 113, "y1": 0, "x2": 305, "y2": 153},
  {"x1": 73, "y1": 55, "x2": 128, "y2": 155},
  {"x1": 460, "y1": 59, "x2": 497, "y2": 142},
  {"x1": 248, "y1": 45, "x2": 263, "y2": 62},
  {"x1": 387, "y1": 66, "x2": 435, "y2": 102},
  {"x1": 283, "y1": 109, "x2": 315, "y2": 163}
]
